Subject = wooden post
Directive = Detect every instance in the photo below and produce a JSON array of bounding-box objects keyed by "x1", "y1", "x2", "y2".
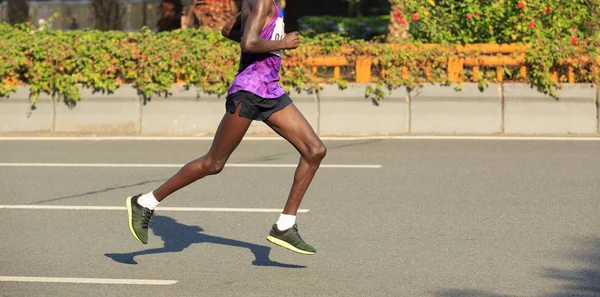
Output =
[
  {"x1": 519, "y1": 66, "x2": 527, "y2": 81},
  {"x1": 496, "y1": 67, "x2": 503, "y2": 82},
  {"x1": 356, "y1": 56, "x2": 372, "y2": 83},
  {"x1": 550, "y1": 70, "x2": 559, "y2": 84},
  {"x1": 448, "y1": 56, "x2": 464, "y2": 83},
  {"x1": 401, "y1": 66, "x2": 409, "y2": 80},
  {"x1": 568, "y1": 66, "x2": 575, "y2": 84},
  {"x1": 472, "y1": 66, "x2": 480, "y2": 82}
]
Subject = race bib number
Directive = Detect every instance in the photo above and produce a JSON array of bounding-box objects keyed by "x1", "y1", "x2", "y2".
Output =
[{"x1": 270, "y1": 17, "x2": 285, "y2": 57}]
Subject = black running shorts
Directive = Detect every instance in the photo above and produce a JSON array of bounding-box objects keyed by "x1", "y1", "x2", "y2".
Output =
[{"x1": 225, "y1": 91, "x2": 292, "y2": 122}]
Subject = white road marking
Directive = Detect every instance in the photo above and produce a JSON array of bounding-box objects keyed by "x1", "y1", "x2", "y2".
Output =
[
  {"x1": 0, "y1": 162, "x2": 382, "y2": 169},
  {"x1": 0, "y1": 276, "x2": 177, "y2": 285},
  {"x1": 0, "y1": 205, "x2": 310, "y2": 213},
  {"x1": 0, "y1": 136, "x2": 599, "y2": 141}
]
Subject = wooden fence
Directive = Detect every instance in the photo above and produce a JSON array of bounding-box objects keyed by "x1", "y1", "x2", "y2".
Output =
[{"x1": 304, "y1": 44, "x2": 600, "y2": 84}]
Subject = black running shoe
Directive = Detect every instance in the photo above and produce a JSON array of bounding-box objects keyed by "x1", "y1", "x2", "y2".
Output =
[
  {"x1": 266, "y1": 224, "x2": 316, "y2": 255},
  {"x1": 126, "y1": 194, "x2": 154, "y2": 244}
]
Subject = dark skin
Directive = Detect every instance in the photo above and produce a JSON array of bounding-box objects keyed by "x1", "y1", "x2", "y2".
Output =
[
  {"x1": 153, "y1": 0, "x2": 326, "y2": 216},
  {"x1": 222, "y1": 0, "x2": 299, "y2": 52}
]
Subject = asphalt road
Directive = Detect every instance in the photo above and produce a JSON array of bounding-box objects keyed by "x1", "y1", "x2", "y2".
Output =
[{"x1": 1, "y1": 138, "x2": 599, "y2": 297}]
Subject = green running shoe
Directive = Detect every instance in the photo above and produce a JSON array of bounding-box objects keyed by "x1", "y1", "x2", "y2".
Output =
[
  {"x1": 126, "y1": 194, "x2": 154, "y2": 244},
  {"x1": 266, "y1": 224, "x2": 316, "y2": 255}
]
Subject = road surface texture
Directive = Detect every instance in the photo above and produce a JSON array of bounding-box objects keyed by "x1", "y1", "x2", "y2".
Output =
[{"x1": 1, "y1": 138, "x2": 599, "y2": 297}]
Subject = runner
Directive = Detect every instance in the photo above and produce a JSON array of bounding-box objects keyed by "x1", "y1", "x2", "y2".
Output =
[{"x1": 125, "y1": 0, "x2": 326, "y2": 255}]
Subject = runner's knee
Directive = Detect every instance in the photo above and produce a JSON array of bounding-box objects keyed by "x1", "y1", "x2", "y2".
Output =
[
  {"x1": 189, "y1": 157, "x2": 225, "y2": 176},
  {"x1": 204, "y1": 158, "x2": 226, "y2": 175},
  {"x1": 304, "y1": 141, "x2": 327, "y2": 164}
]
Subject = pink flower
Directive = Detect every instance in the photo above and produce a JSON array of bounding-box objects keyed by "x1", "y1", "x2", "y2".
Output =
[
  {"x1": 412, "y1": 13, "x2": 420, "y2": 21},
  {"x1": 466, "y1": 13, "x2": 473, "y2": 20},
  {"x1": 518, "y1": 2, "x2": 525, "y2": 9},
  {"x1": 395, "y1": 11, "x2": 402, "y2": 21},
  {"x1": 400, "y1": 19, "x2": 408, "y2": 25},
  {"x1": 571, "y1": 36, "x2": 578, "y2": 45},
  {"x1": 529, "y1": 20, "x2": 535, "y2": 28}
]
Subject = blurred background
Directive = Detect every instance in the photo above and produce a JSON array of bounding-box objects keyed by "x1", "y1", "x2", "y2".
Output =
[{"x1": 0, "y1": 0, "x2": 391, "y2": 34}]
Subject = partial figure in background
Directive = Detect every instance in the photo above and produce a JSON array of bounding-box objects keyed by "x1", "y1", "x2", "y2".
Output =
[
  {"x1": 69, "y1": 16, "x2": 79, "y2": 30},
  {"x1": 157, "y1": 0, "x2": 183, "y2": 32}
]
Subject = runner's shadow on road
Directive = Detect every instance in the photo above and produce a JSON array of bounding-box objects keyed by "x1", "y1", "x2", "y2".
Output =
[
  {"x1": 434, "y1": 237, "x2": 600, "y2": 297},
  {"x1": 104, "y1": 215, "x2": 305, "y2": 268},
  {"x1": 542, "y1": 237, "x2": 600, "y2": 297}
]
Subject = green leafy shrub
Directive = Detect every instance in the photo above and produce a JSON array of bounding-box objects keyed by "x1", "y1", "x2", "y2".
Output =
[
  {"x1": 0, "y1": 22, "x2": 361, "y2": 107},
  {"x1": 298, "y1": 15, "x2": 389, "y2": 41},
  {"x1": 389, "y1": 0, "x2": 600, "y2": 97},
  {"x1": 395, "y1": 0, "x2": 599, "y2": 45},
  {"x1": 0, "y1": 2, "x2": 598, "y2": 108},
  {"x1": 0, "y1": 22, "x2": 242, "y2": 106}
]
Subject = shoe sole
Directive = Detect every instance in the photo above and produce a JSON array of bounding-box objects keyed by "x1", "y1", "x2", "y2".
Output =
[
  {"x1": 266, "y1": 235, "x2": 316, "y2": 255},
  {"x1": 126, "y1": 196, "x2": 146, "y2": 244}
]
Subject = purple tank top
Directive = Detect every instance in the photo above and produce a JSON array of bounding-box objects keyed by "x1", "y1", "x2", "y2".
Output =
[{"x1": 227, "y1": 1, "x2": 285, "y2": 99}]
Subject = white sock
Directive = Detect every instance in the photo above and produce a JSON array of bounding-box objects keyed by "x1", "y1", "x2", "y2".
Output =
[
  {"x1": 137, "y1": 192, "x2": 160, "y2": 210},
  {"x1": 276, "y1": 214, "x2": 296, "y2": 231}
]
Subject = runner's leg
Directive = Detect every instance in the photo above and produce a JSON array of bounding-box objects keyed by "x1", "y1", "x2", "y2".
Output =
[
  {"x1": 264, "y1": 103, "x2": 326, "y2": 215},
  {"x1": 126, "y1": 103, "x2": 252, "y2": 244},
  {"x1": 153, "y1": 103, "x2": 252, "y2": 201},
  {"x1": 263, "y1": 102, "x2": 325, "y2": 255}
]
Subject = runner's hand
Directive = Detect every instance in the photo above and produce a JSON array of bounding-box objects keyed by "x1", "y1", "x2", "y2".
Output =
[{"x1": 283, "y1": 32, "x2": 299, "y2": 50}]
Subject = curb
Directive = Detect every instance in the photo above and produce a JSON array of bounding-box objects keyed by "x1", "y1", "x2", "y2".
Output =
[{"x1": 2, "y1": 83, "x2": 599, "y2": 137}]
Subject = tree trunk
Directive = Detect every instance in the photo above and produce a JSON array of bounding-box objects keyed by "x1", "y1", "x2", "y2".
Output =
[
  {"x1": 157, "y1": 0, "x2": 183, "y2": 32},
  {"x1": 7, "y1": 0, "x2": 29, "y2": 25},
  {"x1": 188, "y1": 0, "x2": 238, "y2": 30},
  {"x1": 90, "y1": 0, "x2": 125, "y2": 31},
  {"x1": 387, "y1": 1, "x2": 409, "y2": 41}
]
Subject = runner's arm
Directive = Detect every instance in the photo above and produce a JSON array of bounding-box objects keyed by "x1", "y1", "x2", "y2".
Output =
[
  {"x1": 222, "y1": 13, "x2": 242, "y2": 43},
  {"x1": 241, "y1": 0, "x2": 290, "y2": 53}
]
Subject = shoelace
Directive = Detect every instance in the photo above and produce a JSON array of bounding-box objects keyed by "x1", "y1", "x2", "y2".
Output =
[
  {"x1": 141, "y1": 209, "x2": 154, "y2": 229},
  {"x1": 292, "y1": 224, "x2": 305, "y2": 242}
]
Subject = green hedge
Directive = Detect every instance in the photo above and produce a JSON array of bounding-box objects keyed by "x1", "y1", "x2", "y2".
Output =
[
  {"x1": 394, "y1": 0, "x2": 600, "y2": 44},
  {"x1": 0, "y1": 20, "x2": 599, "y2": 108},
  {"x1": 298, "y1": 15, "x2": 389, "y2": 41}
]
